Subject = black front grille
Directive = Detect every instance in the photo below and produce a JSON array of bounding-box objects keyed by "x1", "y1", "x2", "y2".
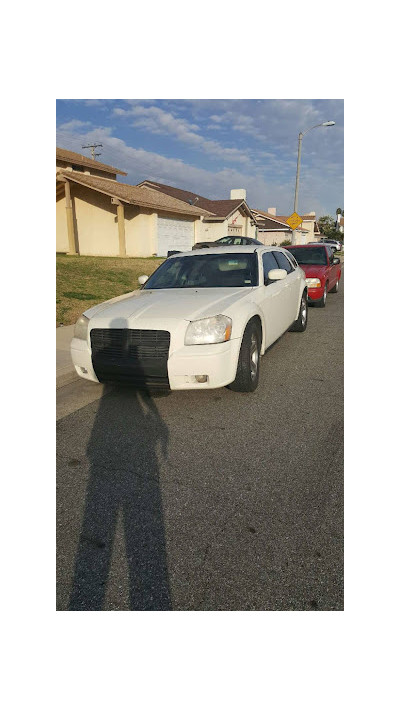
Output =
[{"x1": 90, "y1": 328, "x2": 170, "y2": 386}]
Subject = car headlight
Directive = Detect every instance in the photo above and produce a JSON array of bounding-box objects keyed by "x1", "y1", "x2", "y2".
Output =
[
  {"x1": 185, "y1": 314, "x2": 232, "y2": 345},
  {"x1": 305, "y1": 278, "x2": 322, "y2": 288},
  {"x1": 74, "y1": 314, "x2": 89, "y2": 340}
]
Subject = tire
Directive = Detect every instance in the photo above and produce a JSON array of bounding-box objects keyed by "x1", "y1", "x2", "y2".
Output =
[
  {"x1": 289, "y1": 290, "x2": 308, "y2": 332},
  {"x1": 330, "y1": 278, "x2": 339, "y2": 293},
  {"x1": 314, "y1": 283, "x2": 328, "y2": 308},
  {"x1": 229, "y1": 320, "x2": 261, "y2": 392}
]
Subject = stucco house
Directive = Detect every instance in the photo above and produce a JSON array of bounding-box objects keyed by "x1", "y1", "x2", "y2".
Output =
[
  {"x1": 251, "y1": 207, "x2": 320, "y2": 245},
  {"x1": 56, "y1": 148, "x2": 258, "y2": 256},
  {"x1": 137, "y1": 181, "x2": 257, "y2": 243},
  {"x1": 56, "y1": 148, "x2": 212, "y2": 257}
]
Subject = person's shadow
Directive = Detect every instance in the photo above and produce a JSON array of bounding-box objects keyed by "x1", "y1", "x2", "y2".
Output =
[{"x1": 69, "y1": 317, "x2": 171, "y2": 611}]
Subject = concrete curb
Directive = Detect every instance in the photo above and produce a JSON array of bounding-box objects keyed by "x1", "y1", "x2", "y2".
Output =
[
  {"x1": 56, "y1": 369, "x2": 79, "y2": 389},
  {"x1": 56, "y1": 325, "x2": 77, "y2": 389}
]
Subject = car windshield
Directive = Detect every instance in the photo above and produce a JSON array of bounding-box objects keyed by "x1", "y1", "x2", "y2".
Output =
[
  {"x1": 143, "y1": 253, "x2": 259, "y2": 289},
  {"x1": 287, "y1": 247, "x2": 328, "y2": 266}
]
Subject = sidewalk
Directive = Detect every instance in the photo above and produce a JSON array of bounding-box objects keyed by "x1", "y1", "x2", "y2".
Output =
[{"x1": 56, "y1": 325, "x2": 78, "y2": 388}]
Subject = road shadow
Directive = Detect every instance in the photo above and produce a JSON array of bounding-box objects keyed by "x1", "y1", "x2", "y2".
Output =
[{"x1": 69, "y1": 318, "x2": 171, "y2": 611}]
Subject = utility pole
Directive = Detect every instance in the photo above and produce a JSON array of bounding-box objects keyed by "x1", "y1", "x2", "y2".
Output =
[
  {"x1": 291, "y1": 121, "x2": 335, "y2": 245},
  {"x1": 82, "y1": 143, "x2": 103, "y2": 160}
]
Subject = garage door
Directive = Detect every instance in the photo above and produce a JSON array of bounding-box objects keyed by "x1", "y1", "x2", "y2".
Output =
[{"x1": 157, "y1": 217, "x2": 194, "y2": 256}]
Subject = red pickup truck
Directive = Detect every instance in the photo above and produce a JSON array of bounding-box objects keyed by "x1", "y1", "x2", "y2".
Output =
[{"x1": 284, "y1": 244, "x2": 341, "y2": 308}]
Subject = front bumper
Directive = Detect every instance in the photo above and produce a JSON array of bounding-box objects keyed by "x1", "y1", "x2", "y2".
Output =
[
  {"x1": 71, "y1": 336, "x2": 242, "y2": 390},
  {"x1": 307, "y1": 285, "x2": 325, "y2": 301}
]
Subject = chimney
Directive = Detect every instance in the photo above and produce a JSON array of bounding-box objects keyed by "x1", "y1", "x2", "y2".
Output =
[
  {"x1": 268, "y1": 207, "x2": 276, "y2": 216},
  {"x1": 230, "y1": 188, "x2": 246, "y2": 201}
]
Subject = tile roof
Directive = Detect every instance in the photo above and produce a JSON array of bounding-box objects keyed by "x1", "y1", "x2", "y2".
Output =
[
  {"x1": 207, "y1": 199, "x2": 244, "y2": 218},
  {"x1": 56, "y1": 170, "x2": 212, "y2": 216},
  {"x1": 252, "y1": 210, "x2": 290, "y2": 228},
  {"x1": 56, "y1": 147, "x2": 127, "y2": 176},
  {"x1": 138, "y1": 180, "x2": 248, "y2": 219},
  {"x1": 256, "y1": 218, "x2": 292, "y2": 230}
]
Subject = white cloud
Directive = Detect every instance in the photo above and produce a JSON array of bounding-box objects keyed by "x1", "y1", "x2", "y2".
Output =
[
  {"x1": 56, "y1": 99, "x2": 343, "y2": 218},
  {"x1": 57, "y1": 119, "x2": 91, "y2": 131},
  {"x1": 56, "y1": 125, "x2": 293, "y2": 209},
  {"x1": 115, "y1": 104, "x2": 253, "y2": 165}
]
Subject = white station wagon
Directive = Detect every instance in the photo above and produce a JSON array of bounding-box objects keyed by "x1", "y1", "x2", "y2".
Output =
[{"x1": 71, "y1": 246, "x2": 308, "y2": 393}]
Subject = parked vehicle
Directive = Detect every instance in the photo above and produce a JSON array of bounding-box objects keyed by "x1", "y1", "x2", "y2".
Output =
[
  {"x1": 318, "y1": 237, "x2": 342, "y2": 251},
  {"x1": 71, "y1": 246, "x2": 308, "y2": 392},
  {"x1": 192, "y1": 235, "x2": 263, "y2": 249},
  {"x1": 284, "y1": 244, "x2": 341, "y2": 308}
]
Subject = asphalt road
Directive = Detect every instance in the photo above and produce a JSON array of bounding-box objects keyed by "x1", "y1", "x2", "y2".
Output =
[{"x1": 57, "y1": 277, "x2": 344, "y2": 611}]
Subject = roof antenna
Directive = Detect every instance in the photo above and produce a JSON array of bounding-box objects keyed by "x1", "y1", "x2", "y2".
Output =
[{"x1": 188, "y1": 196, "x2": 199, "y2": 205}]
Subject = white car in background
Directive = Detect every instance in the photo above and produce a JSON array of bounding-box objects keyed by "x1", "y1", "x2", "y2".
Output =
[
  {"x1": 71, "y1": 246, "x2": 308, "y2": 393},
  {"x1": 318, "y1": 238, "x2": 342, "y2": 251}
]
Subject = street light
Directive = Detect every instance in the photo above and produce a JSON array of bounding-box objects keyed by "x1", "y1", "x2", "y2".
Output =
[{"x1": 292, "y1": 121, "x2": 335, "y2": 245}]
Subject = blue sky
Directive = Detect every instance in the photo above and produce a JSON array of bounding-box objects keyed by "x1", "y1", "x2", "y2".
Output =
[{"x1": 56, "y1": 99, "x2": 343, "y2": 218}]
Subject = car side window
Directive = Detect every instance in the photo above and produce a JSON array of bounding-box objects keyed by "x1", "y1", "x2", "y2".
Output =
[
  {"x1": 273, "y1": 250, "x2": 294, "y2": 273},
  {"x1": 262, "y1": 252, "x2": 280, "y2": 284},
  {"x1": 217, "y1": 237, "x2": 232, "y2": 244},
  {"x1": 286, "y1": 252, "x2": 298, "y2": 269}
]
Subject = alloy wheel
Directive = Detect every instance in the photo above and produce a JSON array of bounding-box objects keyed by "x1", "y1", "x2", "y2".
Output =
[
  {"x1": 250, "y1": 333, "x2": 259, "y2": 381},
  {"x1": 301, "y1": 296, "x2": 307, "y2": 326}
]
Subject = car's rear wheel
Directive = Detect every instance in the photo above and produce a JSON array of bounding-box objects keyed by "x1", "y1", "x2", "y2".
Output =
[
  {"x1": 330, "y1": 278, "x2": 339, "y2": 293},
  {"x1": 229, "y1": 320, "x2": 260, "y2": 392},
  {"x1": 314, "y1": 284, "x2": 328, "y2": 308},
  {"x1": 289, "y1": 290, "x2": 308, "y2": 332}
]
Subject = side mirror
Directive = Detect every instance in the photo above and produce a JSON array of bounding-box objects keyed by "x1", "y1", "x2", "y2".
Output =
[
  {"x1": 266, "y1": 268, "x2": 287, "y2": 283},
  {"x1": 333, "y1": 258, "x2": 340, "y2": 265},
  {"x1": 138, "y1": 275, "x2": 149, "y2": 285}
]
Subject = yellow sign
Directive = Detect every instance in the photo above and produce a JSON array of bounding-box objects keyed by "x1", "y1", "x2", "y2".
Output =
[{"x1": 286, "y1": 212, "x2": 302, "y2": 230}]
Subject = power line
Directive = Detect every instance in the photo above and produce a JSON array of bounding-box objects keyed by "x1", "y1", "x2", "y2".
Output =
[{"x1": 82, "y1": 143, "x2": 103, "y2": 160}]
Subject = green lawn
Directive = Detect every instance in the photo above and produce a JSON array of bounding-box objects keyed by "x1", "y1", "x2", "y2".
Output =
[{"x1": 56, "y1": 254, "x2": 165, "y2": 326}]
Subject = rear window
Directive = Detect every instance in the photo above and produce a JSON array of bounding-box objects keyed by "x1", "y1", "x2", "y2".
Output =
[{"x1": 286, "y1": 247, "x2": 328, "y2": 266}]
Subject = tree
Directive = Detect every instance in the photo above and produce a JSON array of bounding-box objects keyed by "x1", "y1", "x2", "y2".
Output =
[
  {"x1": 318, "y1": 215, "x2": 343, "y2": 240},
  {"x1": 318, "y1": 215, "x2": 336, "y2": 235}
]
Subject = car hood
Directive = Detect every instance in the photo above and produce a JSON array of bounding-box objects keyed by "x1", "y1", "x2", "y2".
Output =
[
  {"x1": 298, "y1": 264, "x2": 328, "y2": 279},
  {"x1": 84, "y1": 287, "x2": 253, "y2": 327}
]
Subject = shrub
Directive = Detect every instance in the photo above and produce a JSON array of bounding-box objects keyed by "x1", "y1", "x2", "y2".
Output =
[{"x1": 279, "y1": 239, "x2": 292, "y2": 247}]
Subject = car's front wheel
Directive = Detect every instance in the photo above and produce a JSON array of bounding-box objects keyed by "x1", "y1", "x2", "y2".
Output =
[
  {"x1": 229, "y1": 320, "x2": 260, "y2": 392},
  {"x1": 314, "y1": 283, "x2": 328, "y2": 308}
]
